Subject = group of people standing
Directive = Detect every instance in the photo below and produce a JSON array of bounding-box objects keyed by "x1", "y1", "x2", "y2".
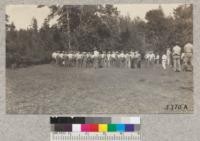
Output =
[
  {"x1": 52, "y1": 42, "x2": 193, "y2": 72},
  {"x1": 52, "y1": 50, "x2": 142, "y2": 69},
  {"x1": 159, "y1": 42, "x2": 193, "y2": 72}
]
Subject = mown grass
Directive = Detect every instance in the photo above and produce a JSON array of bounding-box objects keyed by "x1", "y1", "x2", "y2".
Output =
[{"x1": 6, "y1": 64, "x2": 193, "y2": 114}]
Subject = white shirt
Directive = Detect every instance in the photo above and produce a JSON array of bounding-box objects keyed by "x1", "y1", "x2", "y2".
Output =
[
  {"x1": 181, "y1": 53, "x2": 185, "y2": 60},
  {"x1": 125, "y1": 54, "x2": 130, "y2": 59},
  {"x1": 107, "y1": 54, "x2": 111, "y2": 60},
  {"x1": 94, "y1": 50, "x2": 99, "y2": 57},
  {"x1": 59, "y1": 53, "x2": 64, "y2": 58},
  {"x1": 52, "y1": 52, "x2": 58, "y2": 59},
  {"x1": 156, "y1": 55, "x2": 160, "y2": 59},
  {"x1": 68, "y1": 53, "x2": 73, "y2": 59},
  {"x1": 162, "y1": 54, "x2": 167, "y2": 60},
  {"x1": 173, "y1": 45, "x2": 181, "y2": 55},
  {"x1": 167, "y1": 49, "x2": 171, "y2": 56},
  {"x1": 119, "y1": 53, "x2": 125, "y2": 58},
  {"x1": 101, "y1": 54, "x2": 106, "y2": 58},
  {"x1": 150, "y1": 54, "x2": 155, "y2": 61},
  {"x1": 145, "y1": 54, "x2": 149, "y2": 59},
  {"x1": 111, "y1": 53, "x2": 116, "y2": 58},
  {"x1": 184, "y1": 43, "x2": 193, "y2": 53},
  {"x1": 130, "y1": 52, "x2": 135, "y2": 58},
  {"x1": 77, "y1": 53, "x2": 82, "y2": 59},
  {"x1": 135, "y1": 53, "x2": 141, "y2": 59}
]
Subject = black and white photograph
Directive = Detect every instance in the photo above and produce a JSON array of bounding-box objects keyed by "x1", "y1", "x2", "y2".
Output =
[{"x1": 6, "y1": 4, "x2": 193, "y2": 114}]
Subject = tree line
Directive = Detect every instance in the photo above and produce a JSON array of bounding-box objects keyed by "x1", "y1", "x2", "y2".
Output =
[{"x1": 6, "y1": 4, "x2": 192, "y2": 68}]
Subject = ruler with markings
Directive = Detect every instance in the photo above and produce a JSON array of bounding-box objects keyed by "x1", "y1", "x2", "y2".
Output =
[{"x1": 50, "y1": 132, "x2": 141, "y2": 141}]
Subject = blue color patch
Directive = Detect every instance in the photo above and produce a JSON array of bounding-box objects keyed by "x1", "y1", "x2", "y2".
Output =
[{"x1": 116, "y1": 124, "x2": 125, "y2": 132}]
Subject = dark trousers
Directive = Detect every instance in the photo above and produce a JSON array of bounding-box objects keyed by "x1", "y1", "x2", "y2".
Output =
[{"x1": 131, "y1": 58, "x2": 136, "y2": 68}]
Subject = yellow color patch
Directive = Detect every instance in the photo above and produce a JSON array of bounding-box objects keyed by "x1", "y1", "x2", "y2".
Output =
[{"x1": 99, "y1": 124, "x2": 108, "y2": 132}]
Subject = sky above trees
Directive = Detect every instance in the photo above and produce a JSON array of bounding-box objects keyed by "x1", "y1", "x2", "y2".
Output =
[{"x1": 6, "y1": 4, "x2": 183, "y2": 30}]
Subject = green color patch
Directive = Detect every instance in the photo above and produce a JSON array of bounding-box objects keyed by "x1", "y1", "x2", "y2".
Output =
[{"x1": 108, "y1": 124, "x2": 116, "y2": 132}]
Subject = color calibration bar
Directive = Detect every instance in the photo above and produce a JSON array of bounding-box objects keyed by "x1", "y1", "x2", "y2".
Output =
[
  {"x1": 51, "y1": 123, "x2": 140, "y2": 132},
  {"x1": 50, "y1": 117, "x2": 140, "y2": 132},
  {"x1": 50, "y1": 117, "x2": 141, "y2": 141}
]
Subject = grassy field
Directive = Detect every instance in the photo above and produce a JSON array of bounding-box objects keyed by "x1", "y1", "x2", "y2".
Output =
[{"x1": 6, "y1": 64, "x2": 193, "y2": 114}]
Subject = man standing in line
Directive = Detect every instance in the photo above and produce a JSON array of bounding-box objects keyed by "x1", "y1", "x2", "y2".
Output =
[
  {"x1": 59, "y1": 51, "x2": 65, "y2": 66},
  {"x1": 111, "y1": 51, "x2": 117, "y2": 67},
  {"x1": 52, "y1": 51, "x2": 59, "y2": 65},
  {"x1": 135, "y1": 51, "x2": 142, "y2": 69},
  {"x1": 155, "y1": 53, "x2": 160, "y2": 64},
  {"x1": 94, "y1": 48, "x2": 100, "y2": 69},
  {"x1": 161, "y1": 53, "x2": 167, "y2": 70},
  {"x1": 82, "y1": 52, "x2": 87, "y2": 68},
  {"x1": 149, "y1": 52, "x2": 155, "y2": 66},
  {"x1": 63, "y1": 51, "x2": 69, "y2": 67},
  {"x1": 166, "y1": 48, "x2": 171, "y2": 67},
  {"x1": 130, "y1": 50, "x2": 135, "y2": 69},
  {"x1": 107, "y1": 51, "x2": 111, "y2": 68},
  {"x1": 172, "y1": 43, "x2": 181, "y2": 72},
  {"x1": 144, "y1": 52, "x2": 150, "y2": 67},
  {"x1": 125, "y1": 51, "x2": 131, "y2": 68},
  {"x1": 101, "y1": 51, "x2": 106, "y2": 68},
  {"x1": 184, "y1": 43, "x2": 193, "y2": 71},
  {"x1": 116, "y1": 51, "x2": 120, "y2": 67},
  {"x1": 181, "y1": 52, "x2": 186, "y2": 71},
  {"x1": 119, "y1": 51, "x2": 125, "y2": 68}
]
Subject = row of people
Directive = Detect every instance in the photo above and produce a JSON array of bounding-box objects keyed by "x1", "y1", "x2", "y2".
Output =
[
  {"x1": 52, "y1": 51, "x2": 142, "y2": 69},
  {"x1": 52, "y1": 42, "x2": 193, "y2": 71},
  {"x1": 141, "y1": 43, "x2": 193, "y2": 71},
  {"x1": 145, "y1": 52, "x2": 160, "y2": 65},
  {"x1": 160, "y1": 42, "x2": 193, "y2": 71}
]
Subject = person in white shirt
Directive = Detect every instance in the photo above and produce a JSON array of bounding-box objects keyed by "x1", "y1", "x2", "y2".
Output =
[
  {"x1": 162, "y1": 53, "x2": 167, "y2": 70},
  {"x1": 58, "y1": 51, "x2": 65, "y2": 66},
  {"x1": 149, "y1": 52, "x2": 155, "y2": 65},
  {"x1": 100, "y1": 51, "x2": 106, "y2": 68},
  {"x1": 135, "y1": 51, "x2": 142, "y2": 68},
  {"x1": 111, "y1": 51, "x2": 116, "y2": 67},
  {"x1": 72, "y1": 51, "x2": 77, "y2": 67},
  {"x1": 172, "y1": 44, "x2": 181, "y2": 72},
  {"x1": 52, "y1": 51, "x2": 59, "y2": 65},
  {"x1": 77, "y1": 51, "x2": 83, "y2": 67},
  {"x1": 130, "y1": 51, "x2": 135, "y2": 69},
  {"x1": 93, "y1": 49, "x2": 100, "y2": 68},
  {"x1": 166, "y1": 48, "x2": 171, "y2": 66},
  {"x1": 67, "y1": 51, "x2": 73, "y2": 67},
  {"x1": 144, "y1": 53, "x2": 150, "y2": 67},
  {"x1": 116, "y1": 51, "x2": 120, "y2": 67},
  {"x1": 119, "y1": 51, "x2": 125, "y2": 68},
  {"x1": 63, "y1": 51, "x2": 69, "y2": 67},
  {"x1": 81, "y1": 52, "x2": 87, "y2": 68},
  {"x1": 155, "y1": 53, "x2": 160, "y2": 64},
  {"x1": 183, "y1": 43, "x2": 193, "y2": 71},
  {"x1": 181, "y1": 52, "x2": 186, "y2": 71},
  {"x1": 75, "y1": 51, "x2": 80, "y2": 67},
  {"x1": 90, "y1": 52, "x2": 95, "y2": 67},
  {"x1": 125, "y1": 52, "x2": 131, "y2": 68},
  {"x1": 86, "y1": 52, "x2": 92, "y2": 68},
  {"x1": 107, "y1": 51, "x2": 111, "y2": 68}
]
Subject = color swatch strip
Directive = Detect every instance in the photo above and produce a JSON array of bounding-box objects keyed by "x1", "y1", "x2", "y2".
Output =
[
  {"x1": 50, "y1": 117, "x2": 140, "y2": 133},
  {"x1": 51, "y1": 123, "x2": 140, "y2": 132}
]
